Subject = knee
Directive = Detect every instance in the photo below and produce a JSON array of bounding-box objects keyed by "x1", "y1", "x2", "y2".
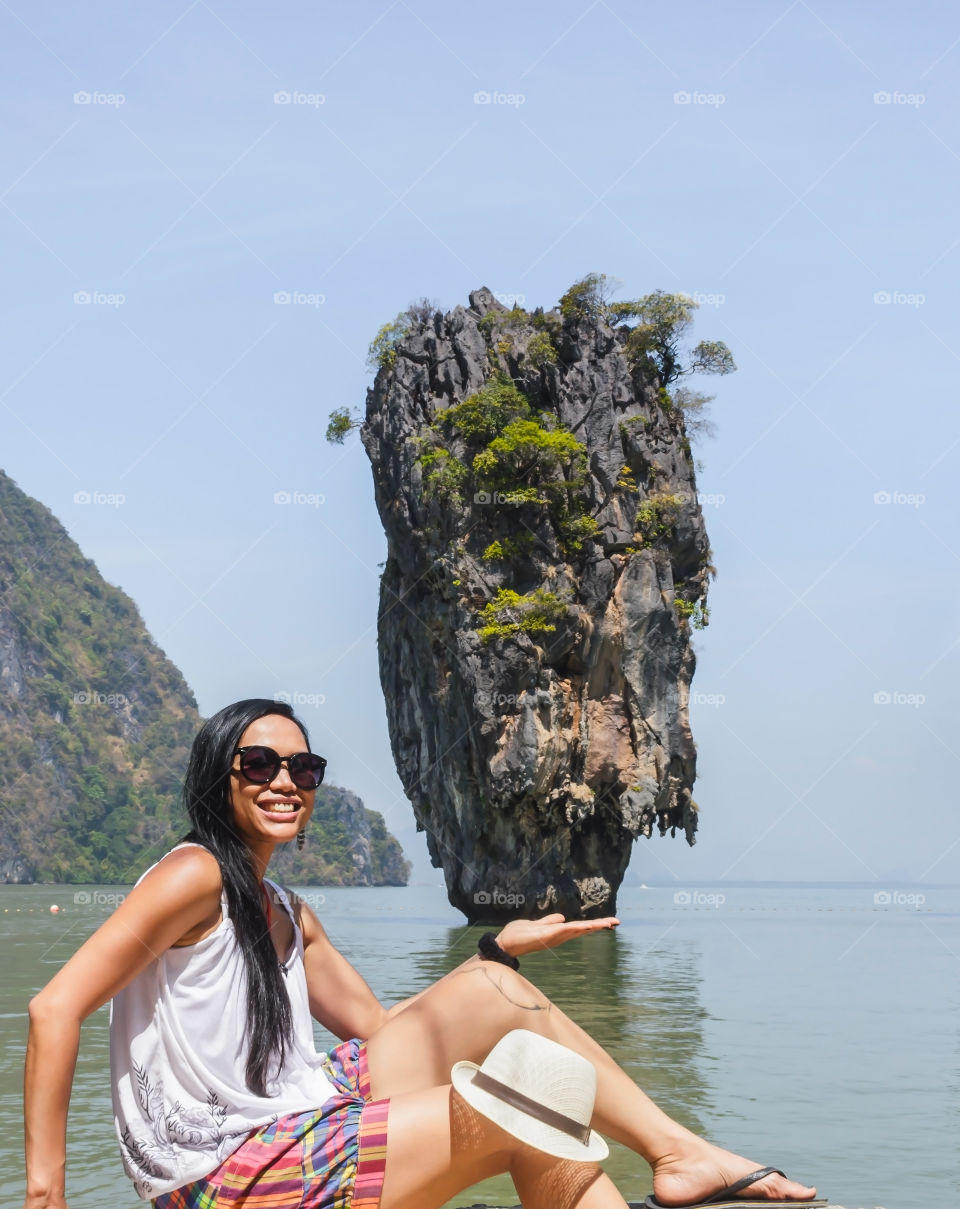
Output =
[
  {"x1": 474, "y1": 962, "x2": 550, "y2": 1012},
  {"x1": 510, "y1": 1147, "x2": 605, "y2": 1209}
]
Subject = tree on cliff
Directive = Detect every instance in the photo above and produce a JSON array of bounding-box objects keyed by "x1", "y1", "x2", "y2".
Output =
[{"x1": 561, "y1": 273, "x2": 736, "y2": 387}]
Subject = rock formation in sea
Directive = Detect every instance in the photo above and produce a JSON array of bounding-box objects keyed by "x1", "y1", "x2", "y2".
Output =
[{"x1": 359, "y1": 279, "x2": 727, "y2": 922}]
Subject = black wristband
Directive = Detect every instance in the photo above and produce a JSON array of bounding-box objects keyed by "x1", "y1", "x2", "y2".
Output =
[{"x1": 477, "y1": 931, "x2": 520, "y2": 970}]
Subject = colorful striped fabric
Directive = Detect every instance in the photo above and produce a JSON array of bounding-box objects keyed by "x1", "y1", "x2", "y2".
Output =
[{"x1": 152, "y1": 1039, "x2": 389, "y2": 1209}]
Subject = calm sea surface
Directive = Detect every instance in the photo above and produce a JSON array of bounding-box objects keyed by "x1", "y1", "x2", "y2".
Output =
[{"x1": 2, "y1": 882, "x2": 958, "y2": 1209}]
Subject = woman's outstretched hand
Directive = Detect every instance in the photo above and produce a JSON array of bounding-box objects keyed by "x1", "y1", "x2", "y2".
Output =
[{"x1": 494, "y1": 912, "x2": 619, "y2": 958}]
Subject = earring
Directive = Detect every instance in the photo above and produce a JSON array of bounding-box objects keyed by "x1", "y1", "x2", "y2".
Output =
[{"x1": 296, "y1": 829, "x2": 306, "y2": 851}]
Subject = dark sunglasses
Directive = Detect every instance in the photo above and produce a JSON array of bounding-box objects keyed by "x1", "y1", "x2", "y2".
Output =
[{"x1": 232, "y1": 745, "x2": 327, "y2": 790}]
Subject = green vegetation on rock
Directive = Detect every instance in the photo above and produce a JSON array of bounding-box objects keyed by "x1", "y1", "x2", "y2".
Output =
[
  {"x1": 476, "y1": 587, "x2": 569, "y2": 644},
  {"x1": 674, "y1": 598, "x2": 709, "y2": 630},
  {"x1": 634, "y1": 492, "x2": 686, "y2": 545},
  {"x1": 325, "y1": 406, "x2": 363, "y2": 444}
]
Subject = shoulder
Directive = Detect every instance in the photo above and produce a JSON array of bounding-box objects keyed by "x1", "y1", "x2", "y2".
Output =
[
  {"x1": 143, "y1": 843, "x2": 221, "y2": 889},
  {"x1": 136, "y1": 845, "x2": 222, "y2": 914},
  {"x1": 30, "y1": 845, "x2": 226, "y2": 1018}
]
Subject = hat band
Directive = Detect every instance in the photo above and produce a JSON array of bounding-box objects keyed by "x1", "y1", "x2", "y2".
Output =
[{"x1": 469, "y1": 1069, "x2": 593, "y2": 1147}]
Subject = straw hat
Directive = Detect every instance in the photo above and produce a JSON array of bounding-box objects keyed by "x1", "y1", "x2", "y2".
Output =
[{"x1": 450, "y1": 1029, "x2": 609, "y2": 1162}]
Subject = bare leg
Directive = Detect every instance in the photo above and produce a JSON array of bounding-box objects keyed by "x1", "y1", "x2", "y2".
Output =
[
  {"x1": 377, "y1": 1082, "x2": 629, "y2": 1209},
  {"x1": 366, "y1": 961, "x2": 819, "y2": 1206}
]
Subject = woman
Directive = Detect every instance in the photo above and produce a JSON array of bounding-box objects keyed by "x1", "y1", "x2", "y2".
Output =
[{"x1": 24, "y1": 699, "x2": 822, "y2": 1209}]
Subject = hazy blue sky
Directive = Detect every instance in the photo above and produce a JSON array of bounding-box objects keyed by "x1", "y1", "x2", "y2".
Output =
[{"x1": 2, "y1": 1, "x2": 958, "y2": 888}]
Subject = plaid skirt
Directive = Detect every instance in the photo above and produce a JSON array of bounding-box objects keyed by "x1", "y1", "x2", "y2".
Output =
[{"x1": 152, "y1": 1038, "x2": 390, "y2": 1209}]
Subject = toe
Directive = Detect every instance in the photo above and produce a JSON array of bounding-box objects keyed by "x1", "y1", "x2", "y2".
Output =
[{"x1": 759, "y1": 1170, "x2": 817, "y2": 1200}]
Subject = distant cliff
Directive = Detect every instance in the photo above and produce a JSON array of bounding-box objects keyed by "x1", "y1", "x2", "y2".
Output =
[
  {"x1": 269, "y1": 785, "x2": 410, "y2": 886},
  {"x1": 0, "y1": 470, "x2": 409, "y2": 886},
  {"x1": 357, "y1": 278, "x2": 730, "y2": 921}
]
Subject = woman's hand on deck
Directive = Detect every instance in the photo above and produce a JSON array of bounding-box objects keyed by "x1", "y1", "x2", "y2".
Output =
[{"x1": 495, "y1": 912, "x2": 619, "y2": 957}]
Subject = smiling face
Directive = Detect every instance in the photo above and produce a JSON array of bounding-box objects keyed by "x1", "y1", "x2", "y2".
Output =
[{"x1": 228, "y1": 713, "x2": 318, "y2": 856}]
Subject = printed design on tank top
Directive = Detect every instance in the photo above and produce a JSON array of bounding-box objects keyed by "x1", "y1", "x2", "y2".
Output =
[{"x1": 119, "y1": 1062, "x2": 243, "y2": 1191}]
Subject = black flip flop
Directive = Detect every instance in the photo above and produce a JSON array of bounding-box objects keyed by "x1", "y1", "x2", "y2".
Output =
[{"x1": 643, "y1": 1165, "x2": 829, "y2": 1208}]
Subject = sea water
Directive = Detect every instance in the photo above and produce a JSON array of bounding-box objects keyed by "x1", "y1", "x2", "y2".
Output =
[{"x1": 2, "y1": 882, "x2": 957, "y2": 1209}]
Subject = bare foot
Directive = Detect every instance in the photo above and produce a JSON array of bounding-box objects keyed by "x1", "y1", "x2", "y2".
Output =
[{"x1": 650, "y1": 1137, "x2": 818, "y2": 1205}]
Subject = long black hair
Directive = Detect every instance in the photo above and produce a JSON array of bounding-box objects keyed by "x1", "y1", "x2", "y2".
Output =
[{"x1": 180, "y1": 698, "x2": 309, "y2": 1096}]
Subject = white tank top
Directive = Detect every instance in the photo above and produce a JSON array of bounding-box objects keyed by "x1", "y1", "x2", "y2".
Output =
[{"x1": 109, "y1": 843, "x2": 337, "y2": 1199}]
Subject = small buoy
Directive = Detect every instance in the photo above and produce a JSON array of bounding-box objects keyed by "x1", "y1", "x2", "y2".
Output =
[{"x1": 50, "y1": 904, "x2": 60, "y2": 913}]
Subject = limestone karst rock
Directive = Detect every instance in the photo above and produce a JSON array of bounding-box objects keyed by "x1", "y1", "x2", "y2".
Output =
[
  {"x1": 360, "y1": 286, "x2": 715, "y2": 922},
  {"x1": 0, "y1": 469, "x2": 410, "y2": 886}
]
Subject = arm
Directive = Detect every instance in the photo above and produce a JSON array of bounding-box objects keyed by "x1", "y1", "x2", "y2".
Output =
[
  {"x1": 299, "y1": 903, "x2": 391, "y2": 1040},
  {"x1": 298, "y1": 909, "x2": 623, "y2": 1046},
  {"x1": 372, "y1": 915, "x2": 621, "y2": 1021},
  {"x1": 23, "y1": 847, "x2": 223, "y2": 1209}
]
